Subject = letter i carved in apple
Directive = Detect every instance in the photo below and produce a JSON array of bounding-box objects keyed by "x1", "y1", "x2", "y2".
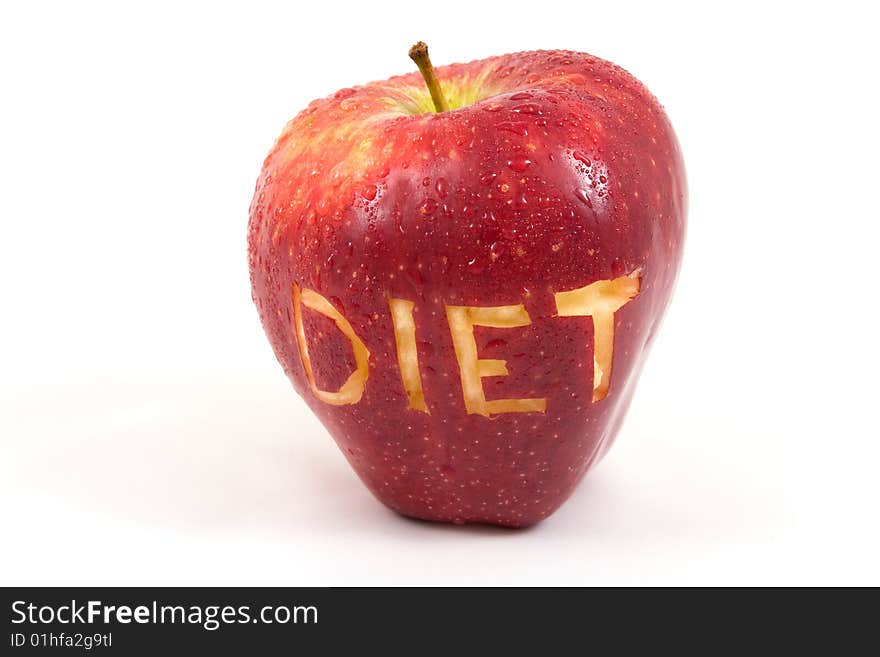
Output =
[{"x1": 248, "y1": 43, "x2": 686, "y2": 527}]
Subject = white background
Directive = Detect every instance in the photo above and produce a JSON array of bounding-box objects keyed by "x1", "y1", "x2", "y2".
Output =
[{"x1": 1, "y1": 0, "x2": 878, "y2": 585}]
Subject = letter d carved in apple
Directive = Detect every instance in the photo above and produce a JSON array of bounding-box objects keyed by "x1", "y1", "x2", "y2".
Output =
[{"x1": 248, "y1": 43, "x2": 686, "y2": 527}]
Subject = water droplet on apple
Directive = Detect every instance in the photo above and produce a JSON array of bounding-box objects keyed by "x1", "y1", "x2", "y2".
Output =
[
  {"x1": 419, "y1": 198, "x2": 437, "y2": 215},
  {"x1": 435, "y1": 177, "x2": 448, "y2": 198},
  {"x1": 574, "y1": 188, "x2": 593, "y2": 208},
  {"x1": 572, "y1": 151, "x2": 592, "y2": 168},
  {"x1": 484, "y1": 338, "x2": 508, "y2": 350},
  {"x1": 512, "y1": 103, "x2": 541, "y2": 115},
  {"x1": 480, "y1": 171, "x2": 497, "y2": 185},
  {"x1": 467, "y1": 256, "x2": 487, "y2": 273},
  {"x1": 510, "y1": 92, "x2": 533, "y2": 101},
  {"x1": 507, "y1": 157, "x2": 531, "y2": 172},
  {"x1": 497, "y1": 122, "x2": 529, "y2": 136}
]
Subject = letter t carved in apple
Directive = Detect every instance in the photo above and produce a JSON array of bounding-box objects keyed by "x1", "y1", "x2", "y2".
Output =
[{"x1": 248, "y1": 43, "x2": 686, "y2": 527}]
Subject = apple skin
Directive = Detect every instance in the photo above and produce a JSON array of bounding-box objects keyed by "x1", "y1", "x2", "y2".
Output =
[{"x1": 248, "y1": 50, "x2": 686, "y2": 527}]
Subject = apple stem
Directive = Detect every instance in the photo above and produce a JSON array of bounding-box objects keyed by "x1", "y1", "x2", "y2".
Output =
[{"x1": 408, "y1": 41, "x2": 450, "y2": 113}]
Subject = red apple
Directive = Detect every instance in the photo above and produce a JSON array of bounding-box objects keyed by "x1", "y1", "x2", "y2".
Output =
[{"x1": 248, "y1": 43, "x2": 686, "y2": 527}]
